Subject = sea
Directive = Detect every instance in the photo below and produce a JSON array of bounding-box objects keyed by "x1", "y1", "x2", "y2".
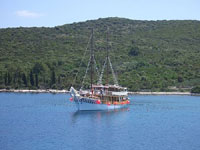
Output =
[{"x1": 0, "y1": 93, "x2": 200, "y2": 150}]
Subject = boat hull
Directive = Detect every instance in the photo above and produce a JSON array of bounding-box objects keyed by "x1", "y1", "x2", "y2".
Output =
[{"x1": 74, "y1": 99, "x2": 128, "y2": 111}]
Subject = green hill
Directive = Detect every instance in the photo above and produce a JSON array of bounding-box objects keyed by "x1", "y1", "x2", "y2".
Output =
[{"x1": 0, "y1": 17, "x2": 200, "y2": 91}]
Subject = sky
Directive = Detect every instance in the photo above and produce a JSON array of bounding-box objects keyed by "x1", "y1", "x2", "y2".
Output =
[{"x1": 0, "y1": 0, "x2": 200, "y2": 28}]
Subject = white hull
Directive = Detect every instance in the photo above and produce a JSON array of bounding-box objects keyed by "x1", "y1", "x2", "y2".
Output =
[{"x1": 74, "y1": 99, "x2": 128, "y2": 111}]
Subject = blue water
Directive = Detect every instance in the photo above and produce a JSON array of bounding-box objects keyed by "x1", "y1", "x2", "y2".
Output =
[{"x1": 0, "y1": 93, "x2": 200, "y2": 150}]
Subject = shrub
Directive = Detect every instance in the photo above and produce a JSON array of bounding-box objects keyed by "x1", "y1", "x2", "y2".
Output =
[
  {"x1": 128, "y1": 46, "x2": 139, "y2": 56},
  {"x1": 191, "y1": 86, "x2": 200, "y2": 93}
]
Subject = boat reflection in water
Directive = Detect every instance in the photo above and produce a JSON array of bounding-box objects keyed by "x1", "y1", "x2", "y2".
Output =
[{"x1": 70, "y1": 107, "x2": 130, "y2": 124}]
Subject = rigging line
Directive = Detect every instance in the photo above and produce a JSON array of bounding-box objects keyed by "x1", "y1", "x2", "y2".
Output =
[
  {"x1": 80, "y1": 56, "x2": 91, "y2": 90},
  {"x1": 93, "y1": 57, "x2": 100, "y2": 79},
  {"x1": 98, "y1": 58, "x2": 107, "y2": 85},
  {"x1": 72, "y1": 34, "x2": 92, "y2": 86},
  {"x1": 108, "y1": 57, "x2": 119, "y2": 85},
  {"x1": 91, "y1": 28, "x2": 99, "y2": 83}
]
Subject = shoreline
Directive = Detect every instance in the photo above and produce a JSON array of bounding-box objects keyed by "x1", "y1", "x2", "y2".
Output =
[
  {"x1": 0, "y1": 89, "x2": 70, "y2": 93},
  {"x1": 128, "y1": 91, "x2": 192, "y2": 95},
  {"x1": 0, "y1": 89, "x2": 198, "y2": 95}
]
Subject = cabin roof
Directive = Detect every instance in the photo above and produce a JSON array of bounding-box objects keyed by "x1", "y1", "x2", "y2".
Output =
[{"x1": 92, "y1": 84, "x2": 127, "y2": 90}]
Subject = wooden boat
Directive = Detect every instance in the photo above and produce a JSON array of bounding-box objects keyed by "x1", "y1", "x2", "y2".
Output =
[{"x1": 69, "y1": 28, "x2": 130, "y2": 110}]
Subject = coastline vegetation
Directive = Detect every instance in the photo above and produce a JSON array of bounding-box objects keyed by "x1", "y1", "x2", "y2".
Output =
[
  {"x1": 191, "y1": 86, "x2": 200, "y2": 94},
  {"x1": 0, "y1": 17, "x2": 200, "y2": 91}
]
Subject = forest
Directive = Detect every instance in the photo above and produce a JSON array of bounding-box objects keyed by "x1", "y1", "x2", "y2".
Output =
[{"x1": 0, "y1": 17, "x2": 200, "y2": 92}]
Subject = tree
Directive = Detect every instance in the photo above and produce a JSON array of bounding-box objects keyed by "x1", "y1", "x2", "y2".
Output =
[
  {"x1": 30, "y1": 70, "x2": 34, "y2": 86},
  {"x1": 22, "y1": 73, "x2": 27, "y2": 87},
  {"x1": 4, "y1": 72, "x2": 8, "y2": 86},
  {"x1": 191, "y1": 86, "x2": 200, "y2": 93},
  {"x1": 17, "y1": 72, "x2": 22, "y2": 86},
  {"x1": 50, "y1": 70, "x2": 56, "y2": 87},
  {"x1": 7, "y1": 72, "x2": 12, "y2": 85},
  {"x1": 58, "y1": 75, "x2": 61, "y2": 84},
  {"x1": 0, "y1": 72, "x2": 3, "y2": 84},
  {"x1": 128, "y1": 46, "x2": 139, "y2": 56},
  {"x1": 3, "y1": 72, "x2": 12, "y2": 86},
  {"x1": 177, "y1": 76, "x2": 184, "y2": 83},
  {"x1": 32, "y1": 62, "x2": 44, "y2": 74},
  {"x1": 35, "y1": 74, "x2": 38, "y2": 88}
]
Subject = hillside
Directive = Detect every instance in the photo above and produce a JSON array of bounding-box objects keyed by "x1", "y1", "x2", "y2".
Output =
[{"x1": 0, "y1": 17, "x2": 200, "y2": 91}]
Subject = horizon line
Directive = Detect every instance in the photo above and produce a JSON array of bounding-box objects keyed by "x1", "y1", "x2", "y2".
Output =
[{"x1": 1, "y1": 17, "x2": 200, "y2": 29}]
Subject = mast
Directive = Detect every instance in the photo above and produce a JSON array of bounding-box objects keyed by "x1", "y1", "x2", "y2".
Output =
[
  {"x1": 90, "y1": 28, "x2": 94, "y2": 94},
  {"x1": 106, "y1": 28, "x2": 109, "y2": 85}
]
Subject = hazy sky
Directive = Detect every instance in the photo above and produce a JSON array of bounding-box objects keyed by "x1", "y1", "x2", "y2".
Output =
[{"x1": 0, "y1": 0, "x2": 199, "y2": 28}]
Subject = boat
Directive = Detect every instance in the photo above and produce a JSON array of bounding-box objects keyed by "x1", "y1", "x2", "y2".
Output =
[{"x1": 69, "y1": 28, "x2": 130, "y2": 111}]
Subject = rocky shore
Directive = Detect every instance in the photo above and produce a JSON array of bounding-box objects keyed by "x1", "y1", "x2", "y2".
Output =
[
  {"x1": 0, "y1": 89, "x2": 69, "y2": 93},
  {"x1": 128, "y1": 91, "x2": 192, "y2": 95}
]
